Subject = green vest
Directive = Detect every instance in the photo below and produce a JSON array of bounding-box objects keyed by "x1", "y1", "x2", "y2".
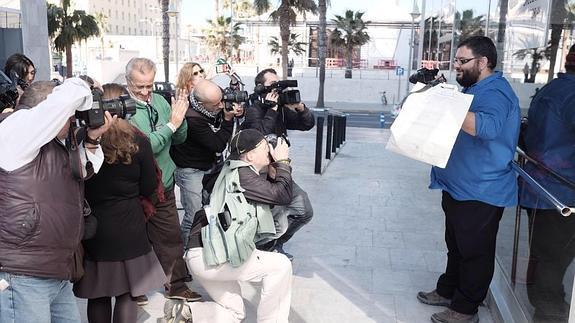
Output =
[{"x1": 201, "y1": 160, "x2": 276, "y2": 267}]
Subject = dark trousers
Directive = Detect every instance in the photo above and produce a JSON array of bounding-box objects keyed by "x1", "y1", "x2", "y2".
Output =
[
  {"x1": 525, "y1": 208, "x2": 575, "y2": 320},
  {"x1": 148, "y1": 189, "x2": 190, "y2": 295},
  {"x1": 436, "y1": 191, "x2": 503, "y2": 315},
  {"x1": 275, "y1": 182, "x2": 314, "y2": 245}
]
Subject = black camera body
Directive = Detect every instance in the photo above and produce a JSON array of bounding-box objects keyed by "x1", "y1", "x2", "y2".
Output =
[
  {"x1": 409, "y1": 68, "x2": 440, "y2": 85},
  {"x1": 76, "y1": 91, "x2": 137, "y2": 128},
  {"x1": 264, "y1": 133, "x2": 291, "y2": 148},
  {"x1": 0, "y1": 71, "x2": 20, "y2": 112},
  {"x1": 254, "y1": 80, "x2": 301, "y2": 105},
  {"x1": 153, "y1": 82, "x2": 175, "y2": 104},
  {"x1": 222, "y1": 87, "x2": 249, "y2": 111}
]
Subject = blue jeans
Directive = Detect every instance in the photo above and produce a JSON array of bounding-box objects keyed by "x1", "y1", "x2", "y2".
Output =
[
  {"x1": 0, "y1": 271, "x2": 81, "y2": 323},
  {"x1": 175, "y1": 167, "x2": 206, "y2": 248}
]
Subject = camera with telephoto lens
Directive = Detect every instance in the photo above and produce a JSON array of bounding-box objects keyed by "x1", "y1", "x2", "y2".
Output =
[
  {"x1": 75, "y1": 90, "x2": 137, "y2": 128},
  {"x1": 0, "y1": 71, "x2": 19, "y2": 112},
  {"x1": 254, "y1": 80, "x2": 301, "y2": 105},
  {"x1": 222, "y1": 87, "x2": 249, "y2": 111}
]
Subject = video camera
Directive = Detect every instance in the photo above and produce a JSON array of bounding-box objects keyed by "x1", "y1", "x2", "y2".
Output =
[
  {"x1": 222, "y1": 87, "x2": 249, "y2": 111},
  {"x1": 254, "y1": 80, "x2": 301, "y2": 105},
  {"x1": 75, "y1": 90, "x2": 137, "y2": 128},
  {"x1": 0, "y1": 71, "x2": 19, "y2": 112},
  {"x1": 153, "y1": 82, "x2": 176, "y2": 104},
  {"x1": 409, "y1": 68, "x2": 446, "y2": 85}
]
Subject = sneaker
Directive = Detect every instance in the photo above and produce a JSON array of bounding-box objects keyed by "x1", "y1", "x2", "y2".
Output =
[
  {"x1": 273, "y1": 244, "x2": 294, "y2": 261},
  {"x1": 417, "y1": 290, "x2": 451, "y2": 307},
  {"x1": 431, "y1": 308, "x2": 479, "y2": 323},
  {"x1": 132, "y1": 295, "x2": 148, "y2": 306},
  {"x1": 163, "y1": 299, "x2": 193, "y2": 323},
  {"x1": 166, "y1": 288, "x2": 202, "y2": 302}
]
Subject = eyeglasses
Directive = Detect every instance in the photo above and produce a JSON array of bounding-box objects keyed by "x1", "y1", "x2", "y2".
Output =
[
  {"x1": 453, "y1": 57, "x2": 479, "y2": 65},
  {"x1": 193, "y1": 69, "x2": 205, "y2": 76},
  {"x1": 127, "y1": 79, "x2": 153, "y2": 93}
]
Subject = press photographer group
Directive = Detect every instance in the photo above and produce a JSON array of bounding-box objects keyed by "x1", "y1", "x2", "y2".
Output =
[{"x1": 0, "y1": 53, "x2": 314, "y2": 323}]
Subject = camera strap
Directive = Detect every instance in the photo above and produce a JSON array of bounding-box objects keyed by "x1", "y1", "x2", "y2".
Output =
[{"x1": 67, "y1": 124, "x2": 94, "y2": 181}]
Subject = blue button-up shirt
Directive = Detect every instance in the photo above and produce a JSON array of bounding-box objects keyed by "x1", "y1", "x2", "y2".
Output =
[
  {"x1": 429, "y1": 71, "x2": 521, "y2": 207},
  {"x1": 519, "y1": 73, "x2": 575, "y2": 209}
]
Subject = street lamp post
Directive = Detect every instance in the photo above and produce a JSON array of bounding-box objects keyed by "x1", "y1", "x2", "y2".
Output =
[
  {"x1": 406, "y1": 0, "x2": 421, "y2": 96},
  {"x1": 167, "y1": 1, "x2": 180, "y2": 76}
]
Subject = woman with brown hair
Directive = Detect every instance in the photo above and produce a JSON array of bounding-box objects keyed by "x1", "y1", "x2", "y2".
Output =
[
  {"x1": 176, "y1": 62, "x2": 206, "y2": 94},
  {"x1": 74, "y1": 83, "x2": 166, "y2": 323}
]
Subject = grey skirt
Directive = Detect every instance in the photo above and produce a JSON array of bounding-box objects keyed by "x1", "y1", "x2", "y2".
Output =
[{"x1": 73, "y1": 250, "x2": 166, "y2": 299}]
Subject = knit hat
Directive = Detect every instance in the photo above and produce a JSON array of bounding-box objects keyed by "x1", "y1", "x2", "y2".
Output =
[{"x1": 228, "y1": 129, "x2": 265, "y2": 159}]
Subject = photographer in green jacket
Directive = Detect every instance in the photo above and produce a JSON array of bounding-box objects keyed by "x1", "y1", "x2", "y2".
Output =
[{"x1": 126, "y1": 57, "x2": 201, "y2": 304}]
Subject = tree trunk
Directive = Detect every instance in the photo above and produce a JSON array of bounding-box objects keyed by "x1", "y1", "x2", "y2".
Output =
[
  {"x1": 547, "y1": 0, "x2": 567, "y2": 83},
  {"x1": 316, "y1": 0, "x2": 327, "y2": 108},
  {"x1": 66, "y1": 44, "x2": 73, "y2": 78},
  {"x1": 215, "y1": 0, "x2": 220, "y2": 19},
  {"x1": 162, "y1": 0, "x2": 170, "y2": 82},
  {"x1": 345, "y1": 47, "x2": 353, "y2": 79},
  {"x1": 279, "y1": 0, "x2": 290, "y2": 80}
]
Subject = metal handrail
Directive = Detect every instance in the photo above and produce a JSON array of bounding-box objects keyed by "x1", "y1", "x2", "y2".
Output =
[{"x1": 510, "y1": 148, "x2": 575, "y2": 284}]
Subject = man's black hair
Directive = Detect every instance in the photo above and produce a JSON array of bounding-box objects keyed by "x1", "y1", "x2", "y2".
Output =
[
  {"x1": 254, "y1": 68, "x2": 277, "y2": 86},
  {"x1": 457, "y1": 36, "x2": 497, "y2": 70},
  {"x1": 4, "y1": 53, "x2": 35, "y2": 79}
]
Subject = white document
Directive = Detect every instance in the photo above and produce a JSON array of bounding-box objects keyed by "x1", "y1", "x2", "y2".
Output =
[{"x1": 385, "y1": 83, "x2": 474, "y2": 168}]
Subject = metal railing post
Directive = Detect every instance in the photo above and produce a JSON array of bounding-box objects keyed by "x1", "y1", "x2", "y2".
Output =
[
  {"x1": 314, "y1": 116, "x2": 324, "y2": 174},
  {"x1": 326, "y1": 114, "x2": 333, "y2": 160}
]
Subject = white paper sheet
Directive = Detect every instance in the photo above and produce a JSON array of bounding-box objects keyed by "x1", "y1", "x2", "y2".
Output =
[{"x1": 385, "y1": 83, "x2": 474, "y2": 168}]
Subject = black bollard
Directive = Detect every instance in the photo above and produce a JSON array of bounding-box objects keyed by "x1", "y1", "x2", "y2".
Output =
[
  {"x1": 315, "y1": 116, "x2": 324, "y2": 174},
  {"x1": 326, "y1": 114, "x2": 333, "y2": 159}
]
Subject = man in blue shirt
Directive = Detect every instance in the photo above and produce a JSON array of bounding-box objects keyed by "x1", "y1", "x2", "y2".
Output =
[
  {"x1": 417, "y1": 36, "x2": 520, "y2": 323},
  {"x1": 518, "y1": 46, "x2": 575, "y2": 321}
]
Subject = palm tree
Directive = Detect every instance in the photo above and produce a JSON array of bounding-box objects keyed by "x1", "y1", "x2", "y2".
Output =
[
  {"x1": 330, "y1": 10, "x2": 370, "y2": 79},
  {"x1": 316, "y1": 0, "x2": 329, "y2": 107},
  {"x1": 161, "y1": 0, "x2": 170, "y2": 82},
  {"x1": 268, "y1": 33, "x2": 306, "y2": 56},
  {"x1": 93, "y1": 12, "x2": 108, "y2": 60},
  {"x1": 224, "y1": 0, "x2": 256, "y2": 18},
  {"x1": 203, "y1": 16, "x2": 245, "y2": 60},
  {"x1": 254, "y1": 0, "x2": 318, "y2": 79},
  {"x1": 47, "y1": 0, "x2": 100, "y2": 78}
]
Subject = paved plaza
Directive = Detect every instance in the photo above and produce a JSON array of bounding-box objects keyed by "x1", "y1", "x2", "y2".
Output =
[{"x1": 77, "y1": 126, "x2": 496, "y2": 323}]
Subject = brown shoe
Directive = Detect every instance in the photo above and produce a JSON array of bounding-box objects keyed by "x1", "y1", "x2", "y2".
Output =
[
  {"x1": 132, "y1": 295, "x2": 148, "y2": 306},
  {"x1": 417, "y1": 290, "x2": 451, "y2": 307},
  {"x1": 431, "y1": 308, "x2": 479, "y2": 323},
  {"x1": 166, "y1": 288, "x2": 202, "y2": 302}
]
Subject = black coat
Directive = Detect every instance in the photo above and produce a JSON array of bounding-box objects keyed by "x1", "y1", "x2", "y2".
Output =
[{"x1": 242, "y1": 100, "x2": 315, "y2": 137}]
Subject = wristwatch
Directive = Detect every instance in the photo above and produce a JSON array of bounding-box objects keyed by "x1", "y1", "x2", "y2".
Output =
[{"x1": 85, "y1": 135, "x2": 101, "y2": 145}]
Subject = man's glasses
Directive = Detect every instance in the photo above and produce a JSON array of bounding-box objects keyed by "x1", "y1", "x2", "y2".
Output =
[
  {"x1": 193, "y1": 69, "x2": 205, "y2": 76},
  {"x1": 453, "y1": 57, "x2": 479, "y2": 65},
  {"x1": 127, "y1": 79, "x2": 153, "y2": 93}
]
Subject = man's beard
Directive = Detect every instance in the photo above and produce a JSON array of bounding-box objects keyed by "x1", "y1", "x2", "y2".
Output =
[{"x1": 456, "y1": 66, "x2": 480, "y2": 87}]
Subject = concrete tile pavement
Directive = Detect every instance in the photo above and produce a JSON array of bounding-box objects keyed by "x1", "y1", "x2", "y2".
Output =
[{"x1": 77, "y1": 127, "x2": 495, "y2": 323}]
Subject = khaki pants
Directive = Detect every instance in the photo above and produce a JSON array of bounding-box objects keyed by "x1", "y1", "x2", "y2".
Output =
[{"x1": 184, "y1": 248, "x2": 292, "y2": 323}]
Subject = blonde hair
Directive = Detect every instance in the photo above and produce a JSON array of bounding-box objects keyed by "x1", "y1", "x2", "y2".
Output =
[
  {"x1": 101, "y1": 83, "x2": 138, "y2": 164},
  {"x1": 176, "y1": 62, "x2": 203, "y2": 91}
]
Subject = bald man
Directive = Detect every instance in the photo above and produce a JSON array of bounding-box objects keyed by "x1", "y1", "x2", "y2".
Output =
[{"x1": 171, "y1": 80, "x2": 244, "y2": 247}]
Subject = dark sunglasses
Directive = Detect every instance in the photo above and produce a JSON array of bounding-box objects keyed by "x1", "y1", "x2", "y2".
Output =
[{"x1": 193, "y1": 69, "x2": 205, "y2": 76}]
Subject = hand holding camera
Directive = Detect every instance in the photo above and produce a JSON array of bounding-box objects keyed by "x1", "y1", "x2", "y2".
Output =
[
  {"x1": 86, "y1": 111, "x2": 116, "y2": 146},
  {"x1": 269, "y1": 136, "x2": 290, "y2": 162},
  {"x1": 170, "y1": 88, "x2": 189, "y2": 129},
  {"x1": 285, "y1": 102, "x2": 305, "y2": 112},
  {"x1": 223, "y1": 102, "x2": 244, "y2": 121},
  {"x1": 264, "y1": 91, "x2": 279, "y2": 110}
]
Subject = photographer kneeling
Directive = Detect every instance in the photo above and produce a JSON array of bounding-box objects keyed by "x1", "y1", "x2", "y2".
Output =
[
  {"x1": 0, "y1": 78, "x2": 113, "y2": 322},
  {"x1": 168, "y1": 129, "x2": 293, "y2": 323},
  {"x1": 242, "y1": 68, "x2": 315, "y2": 260}
]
